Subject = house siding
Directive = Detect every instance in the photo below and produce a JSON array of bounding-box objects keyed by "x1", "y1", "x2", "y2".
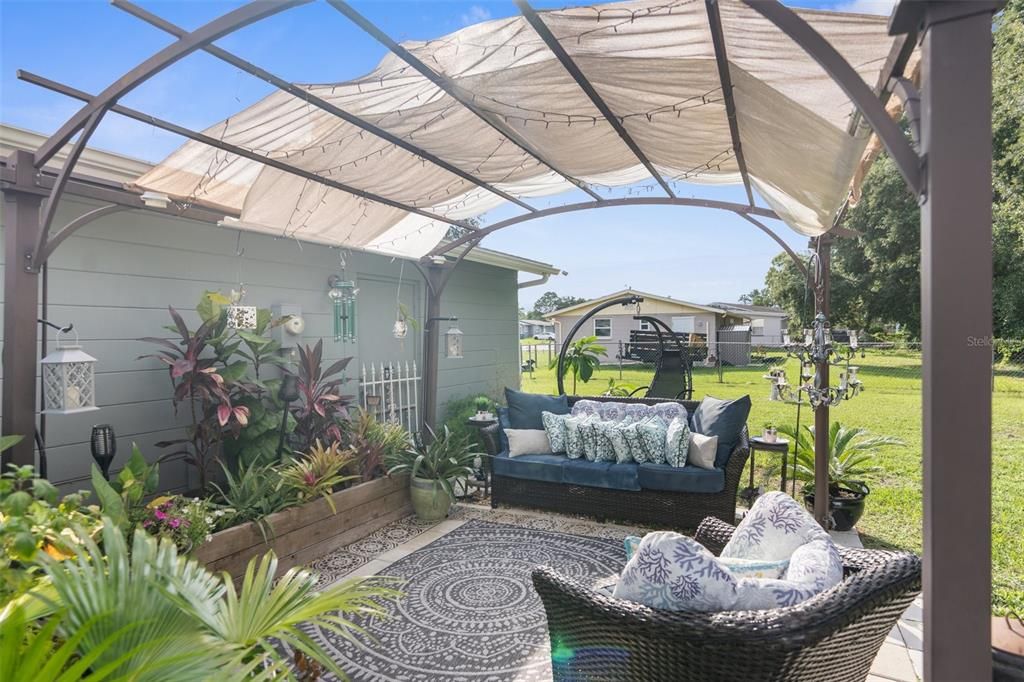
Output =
[
  {"x1": 1, "y1": 194, "x2": 521, "y2": 494},
  {"x1": 551, "y1": 310, "x2": 720, "y2": 357}
]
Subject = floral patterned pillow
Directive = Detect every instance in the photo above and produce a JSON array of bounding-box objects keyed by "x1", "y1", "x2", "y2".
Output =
[
  {"x1": 665, "y1": 416, "x2": 691, "y2": 467},
  {"x1": 613, "y1": 531, "x2": 739, "y2": 611},
  {"x1": 607, "y1": 420, "x2": 636, "y2": 464},
  {"x1": 635, "y1": 416, "x2": 668, "y2": 465},
  {"x1": 564, "y1": 413, "x2": 595, "y2": 459},
  {"x1": 541, "y1": 411, "x2": 569, "y2": 453},
  {"x1": 571, "y1": 399, "x2": 651, "y2": 422},
  {"x1": 587, "y1": 420, "x2": 620, "y2": 462},
  {"x1": 732, "y1": 539, "x2": 843, "y2": 609},
  {"x1": 720, "y1": 491, "x2": 830, "y2": 561},
  {"x1": 650, "y1": 402, "x2": 688, "y2": 423}
]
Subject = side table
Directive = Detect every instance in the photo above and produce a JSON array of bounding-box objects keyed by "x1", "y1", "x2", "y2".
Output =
[
  {"x1": 463, "y1": 417, "x2": 497, "y2": 498},
  {"x1": 740, "y1": 437, "x2": 791, "y2": 504}
]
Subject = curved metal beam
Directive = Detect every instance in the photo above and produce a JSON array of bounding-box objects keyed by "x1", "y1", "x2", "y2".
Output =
[
  {"x1": 326, "y1": 0, "x2": 604, "y2": 202},
  {"x1": 556, "y1": 295, "x2": 643, "y2": 395},
  {"x1": 741, "y1": 0, "x2": 922, "y2": 196},
  {"x1": 35, "y1": 204, "x2": 128, "y2": 267},
  {"x1": 429, "y1": 197, "x2": 781, "y2": 257},
  {"x1": 110, "y1": 0, "x2": 537, "y2": 214},
  {"x1": 34, "y1": 0, "x2": 311, "y2": 169},
  {"x1": 516, "y1": 0, "x2": 675, "y2": 199}
]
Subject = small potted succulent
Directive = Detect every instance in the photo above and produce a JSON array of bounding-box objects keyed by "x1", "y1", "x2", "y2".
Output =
[
  {"x1": 384, "y1": 426, "x2": 479, "y2": 521},
  {"x1": 781, "y1": 422, "x2": 903, "y2": 531},
  {"x1": 762, "y1": 420, "x2": 779, "y2": 443},
  {"x1": 472, "y1": 396, "x2": 494, "y2": 421}
]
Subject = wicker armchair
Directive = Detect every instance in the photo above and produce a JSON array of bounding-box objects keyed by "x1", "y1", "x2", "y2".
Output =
[
  {"x1": 483, "y1": 395, "x2": 750, "y2": 529},
  {"x1": 532, "y1": 516, "x2": 922, "y2": 682}
]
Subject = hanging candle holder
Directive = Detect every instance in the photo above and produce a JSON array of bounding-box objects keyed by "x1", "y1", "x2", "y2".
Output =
[
  {"x1": 445, "y1": 324, "x2": 464, "y2": 359},
  {"x1": 41, "y1": 329, "x2": 99, "y2": 415},
  {"x1": 328, "y1": 275, "x2": 358, "y2": 342},
  {"x1": 226, "y1": 285, "x2": 258, "y2": 331}
]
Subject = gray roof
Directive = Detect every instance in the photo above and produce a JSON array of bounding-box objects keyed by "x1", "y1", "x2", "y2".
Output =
[{"x1": 709, "y1": 302, "x2": 788, "y2": 316}]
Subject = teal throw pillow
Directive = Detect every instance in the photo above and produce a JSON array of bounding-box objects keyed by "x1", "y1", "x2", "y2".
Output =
[
  {"x1": 504, "y1": 388, "x2": 569, "y2": 430},
  {"x1": 665, "y1": 415, "x2": 691, "y2": 467},
  {"x1": 635, "y1": 416, "x2": 668, "y2": 465},
  {"x1": 541, "y1": 411, "x2": 569, "y2": 454}
]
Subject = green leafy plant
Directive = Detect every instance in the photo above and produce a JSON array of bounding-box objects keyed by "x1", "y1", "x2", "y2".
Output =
[
  {"x1": 778, "y1": 421, "x2": 903, "y2": 494},
  {"x1": 280, "y1": 440, "x2": 356, "y2": 512},
  {"x1": 290, "y1": 341, "x2": 354, "y2": 451},
  {"x1": 602, "y1": 378, "x2": 638, "y2": 397},
  {"x1": 385, "y1": 426, "x2": 479, "y2": 502},
  {"x1": 89, "y1": 443, "x2": 159, "y2": 532},
  {"x1": 211, "y1": 463, "x2": 292, "y2": 542},
  {"x1": 0, "y1": 463, "x2": 97, "y2": 603},
  {"x1": 550, "y1": 335, "x2": 607, "y2": 393},
  {"x1": 138, "y1": 495, "x2": 220, "y2": 553},
  {"x1": 34, "y1": 521, "x2": 401, "y2": 681},
  {"x1": 441, "y1": 395, "x2": 494, "y2": 447},
  {"x1": 343, "y1": 409, "x2": 410, "y2": 483},
  {"x1": 473, "y1": 396, "x2": 492, "y2": 412}
]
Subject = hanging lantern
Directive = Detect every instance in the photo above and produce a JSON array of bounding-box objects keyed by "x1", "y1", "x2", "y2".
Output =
[
  {"x1": 445, "y1": 325, "x2": 464, "y2": 359},
  {"x1": 328, "y1": 275, "x2": 357, "y2": 342},
  {"x1": 41, "y1": 331, "x2": 99, "y2": 415},
  {"x1": 393, "y1": 319, "x2": 408, "y2": 339},
  {"x1": 226, "y1": 286, "x2": 257, "y2": 330}
]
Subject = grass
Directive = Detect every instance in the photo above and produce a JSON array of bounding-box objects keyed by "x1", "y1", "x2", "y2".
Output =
[{"x1": 518, "y1": 349, "x2": 1024, "y2": 613}]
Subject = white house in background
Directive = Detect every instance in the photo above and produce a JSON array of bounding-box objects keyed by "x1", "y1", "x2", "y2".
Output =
[
  {"x1": 708, "y1": 302, "x2": 790, "y2": 345},
  {"x1": 519, "y1": 319, "x2": 555, "y2": 339}
]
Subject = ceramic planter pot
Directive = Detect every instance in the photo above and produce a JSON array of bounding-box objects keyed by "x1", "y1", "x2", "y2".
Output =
[
  {"x1": 804, "y1": 483, "x2": 869, "y2": 531},
  {"x1": 410, "y1": 476, "x2": 452, "y2": 521},
  {"x1": 762, "y1": 428, "x2": 778, "y2": 443}
]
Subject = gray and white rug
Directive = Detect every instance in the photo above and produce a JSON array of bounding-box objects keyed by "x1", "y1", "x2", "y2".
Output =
[{"x1": 308, "y1": 519, "x2": 626, "y2": 681}]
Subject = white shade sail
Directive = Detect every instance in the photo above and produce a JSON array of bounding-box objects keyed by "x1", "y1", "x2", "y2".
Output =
[{"x1": 132, "y1": 0, "x2": 910, "y2": 258}]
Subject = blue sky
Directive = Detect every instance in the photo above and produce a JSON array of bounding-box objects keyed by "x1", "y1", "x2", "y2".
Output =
[{"x1": 0, "y1": 0, "x2": 894, "y2": 308}]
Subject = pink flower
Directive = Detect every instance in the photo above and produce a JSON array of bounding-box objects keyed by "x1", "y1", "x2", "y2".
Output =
[
  {"x1": 169, "y1": 518, "x2": 181, "y2": 529},
  {"x1": 154, "y1": 510, "x2": 167, "y2": 521},
  {"x1": 304, "y1": 472, "x2": 317, "y2": 486}
]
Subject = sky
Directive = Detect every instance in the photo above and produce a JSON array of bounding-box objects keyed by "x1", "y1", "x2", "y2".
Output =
[{"x1": 0, "y1": 0, "x2": 897, "y2": 309}]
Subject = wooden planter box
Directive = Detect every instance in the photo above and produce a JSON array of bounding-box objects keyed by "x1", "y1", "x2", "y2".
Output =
[{"x1": 195, "y1": 475, "x2": 411, "y2": 579}]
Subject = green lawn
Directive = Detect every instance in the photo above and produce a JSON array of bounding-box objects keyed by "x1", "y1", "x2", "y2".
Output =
[{"x1": 518, "y1": 350, "x2": 1024, "y2": 613}]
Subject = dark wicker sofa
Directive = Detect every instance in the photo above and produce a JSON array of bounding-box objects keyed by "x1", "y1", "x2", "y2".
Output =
[
  {"x1": 533, "y1": 516, "x2": 922, "y2": 682},
  {"x1": 482, "y1": 395, "x2": 749, "y2": 529}
]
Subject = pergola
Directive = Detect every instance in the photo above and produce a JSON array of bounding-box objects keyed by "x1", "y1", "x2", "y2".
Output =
[{"x1": 0, "y1": 0, "x2": 1002, "y2": 678}]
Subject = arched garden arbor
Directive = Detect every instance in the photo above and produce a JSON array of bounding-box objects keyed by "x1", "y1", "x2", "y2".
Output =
[{"x1": 0, "y1": 0, "x2": 1002, "y2": 678}]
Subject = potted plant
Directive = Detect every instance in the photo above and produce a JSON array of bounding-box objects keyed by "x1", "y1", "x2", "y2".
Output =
[
  {"x1": 762, "y1": 420, "x2": 779, "y2": 443},
  {"x1": 384, "y1": 426, "x2": 479, "y2": 521},
  {"x1": 472, "y1": 396, "x2": 494, "y2": 421},
  {"x1": 779, "y1": 422, "x2": 903, "y2": 531}
]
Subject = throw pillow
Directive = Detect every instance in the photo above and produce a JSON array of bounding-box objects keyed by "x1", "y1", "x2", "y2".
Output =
[
  {"x1": 624, "y1": 535, "x2": 642, "y2": 561},
  {"x1": 564, "y1": 413, "x2": 594, "y2": 459},
  {"x1": 687, "y1": 432, "x2": 718, "y2": 470},
  {"x1": 588, "y1": 420, "x2": 620, "y2": 462},
  {"x1": 635, "y1": 416, "x2": 668, "y2": 465},
  {"x1": 665, "y1": 416, "x2": 692, "y2": 467},
  {"x1": 613, "y1": 531, "x2": 739, "y2": 612},
  {"x1": 650, "y1": 402, "x2": 688, "y2": 424},
  {"x1": 692, "y1": 395, "x2": 751, "y2": 468},
  {"x1": 541, "y1": 411, "x2": 569, "y2": 453},
  {"x1": 719, "y1": 556, "x2": 790, "y2": 580},
  {"x1": 571, "y1": 399, "x2": 650, "y2": 422},
  {"x1": 607, "y1": 420, "x2": 634, "y2": 464},
  {"x1": 720, "y1": 491, "x2": 830, "y2": 561},
  {"x1": 504, "y1": 388, "x2": 569, "y2": 430},
  {"x1": 505, "y1": 429, "x2": 553, "y2": 457},
  {"x1": 731, "y1": 539, "x2": 843, "y2": 609}
]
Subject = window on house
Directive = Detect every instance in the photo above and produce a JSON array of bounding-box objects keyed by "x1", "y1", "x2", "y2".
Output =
[
  {"x1": 639, "y1": 319, "x2": 652, "y2": 331},
  {"x1": 594, "y1": 318, "x2": 612, "y2": 338},
  {"x1": 671, "y1": 316, "x2": 695, "y2": 334},
  {"x1": 751, "y1": 318, "x2": 766, "y2": 336}
]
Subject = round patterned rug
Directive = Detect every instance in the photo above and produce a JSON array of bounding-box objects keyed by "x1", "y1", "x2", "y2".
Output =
[{"x1": 308, "y1": 519, "x2": 625, "y2": 681}]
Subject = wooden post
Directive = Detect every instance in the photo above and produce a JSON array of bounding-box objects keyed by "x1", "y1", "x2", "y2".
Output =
[
  {"x1": 813, "y1": 235, "x2": 832, "y2": 527},
  {"x1": 1, "y1": 150, "x2": 43, "y2": 468},
  {"x1": 421, "y1": 264, "x2": 445, "y2": 434}
]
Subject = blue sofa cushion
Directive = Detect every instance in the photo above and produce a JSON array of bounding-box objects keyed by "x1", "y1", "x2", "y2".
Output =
[
  {"x1": 504, "y1": 388, "x2": 569, "y2": 430},
  {"x1": 491, "y1": 452, "x2": 565, "y2": 484},
  {"x1": 637, "y1": 463, "x2": 725, "y2": 494},
  {"x1": 692, "y1": 395, "x2": 751, "y2": 468},
  {"x1": 561, "y1": 458, "x2": 641, "y2": 491},
  {"x1": 497, "y1": 407, "x2": 512, "y2": 452}
]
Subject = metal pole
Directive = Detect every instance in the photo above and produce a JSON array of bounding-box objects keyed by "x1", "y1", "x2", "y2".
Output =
[
  {"x1": 890, "y1": 2, "x2": 1000, "y2": 678},
  {"x1": 813, "y1": 236, "x2": 831, "y2": 527},
  {"x1": 1, "y1": 151, "x2": 43, "y2": 468},
  {"x1": 421, "y1": 266, "x2": 444, "y2": 435}
]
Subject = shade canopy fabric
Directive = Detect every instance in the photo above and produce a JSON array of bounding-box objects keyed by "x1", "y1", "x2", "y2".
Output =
[{"x1": 132, "y1": 0, "x2": 908, "y2": 258}]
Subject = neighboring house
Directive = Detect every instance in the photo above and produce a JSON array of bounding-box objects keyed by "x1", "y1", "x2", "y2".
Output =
[
  {"x1": 709, "y1": 302, "x2": 790, "y2": 345},
  {"x1": 544, "y1": 289, "x2": 747, "y2": 360},
  {"x1": 0, "y1": 124, "x2": 560, "y2": 494},
  {"x1": 519, "y1": 319, "x2": 555, "y2": 339}
]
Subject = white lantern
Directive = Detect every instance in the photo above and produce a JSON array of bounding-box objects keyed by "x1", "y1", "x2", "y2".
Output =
[
  {"x1": 445, "y1": 325, "x2": 464, "y2": 359},
  {"x1": 41, "y1": 333, "x2": 99, "y2": 415}
]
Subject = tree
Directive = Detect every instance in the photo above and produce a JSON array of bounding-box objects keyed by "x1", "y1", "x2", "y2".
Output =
[
  {"x1": 531, "y1": 291, "x2": 587, "y2": 317},
  {"x1": 739, "y1": 289, "x2": 773, "y2": 306}
]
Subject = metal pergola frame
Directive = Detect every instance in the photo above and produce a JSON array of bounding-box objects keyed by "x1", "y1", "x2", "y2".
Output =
[{"x1": 0, "y1": 1, "x2": 1002, "y2": 678}]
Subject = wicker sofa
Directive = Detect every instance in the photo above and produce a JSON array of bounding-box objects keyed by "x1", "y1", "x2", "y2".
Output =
[
  {"x1": 482, "y1": 395, "x2": 750, "y2": 529},
  {"x1": 532, "y1": 516, "x2": 922, "y2": 682}
]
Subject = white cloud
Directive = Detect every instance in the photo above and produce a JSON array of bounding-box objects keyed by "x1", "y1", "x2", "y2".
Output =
[
  {"x1": 459, "y1": 5, "x2": 492, "y2": 27},
  {"x1": 832, "y1": 0, "x2": 897, "y2": 16}
]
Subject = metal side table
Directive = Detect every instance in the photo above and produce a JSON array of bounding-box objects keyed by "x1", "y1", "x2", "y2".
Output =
[{"x1": 740, "y1": 437, "x2": 791, "y2": 504}]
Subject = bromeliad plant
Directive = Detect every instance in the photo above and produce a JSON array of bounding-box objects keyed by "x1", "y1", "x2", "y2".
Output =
[
  {"x1": 385, "y1": 426, "x2": 479, "y2": 501},
  {"x1": 778, "y1": 421, "x2": 904, "y2": 494},
  {"x1": 280, "y1": 441, "x2": 356, "y2": 512},
  {"x1": 551, "y1": 335, "x2": 607, "y2": 394},
  {"x1": 344, "y1": 409, "x2": 411, "y2": 483}
]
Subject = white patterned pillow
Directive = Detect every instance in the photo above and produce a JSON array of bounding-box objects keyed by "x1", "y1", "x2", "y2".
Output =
[
  {"x1": 665, "y1": 416, "x2": 691, "y2": 467},
  {"x1": 564, "y1": 413, "x2": 595, "y2": 459},
  {"x1": 571, "y1": 399, "x2": 651, "y2": 422},
  {"x1": 607, "y1": 421, "x2": 635, "y2": 464},
  {"x1": 650, "y1": 402, "x2": 688, "y2": 423},
  {"x1": 613, "y1": 531, "x2": 739, "y2": 612},
  {"x1": 721, "y1": 491, "x2": 829, "y2": 561},
  {"x1": 732, "y1": 539, "x2": 843, "y2": 609},
  {"x1": 583, "y1": 420, "x2": 618, "y2": 462},
  {"x1": 541, "y1": 411, "x2": 569, "y2": 453},
  {"x1": 635, "y1": 417, "x2": 668, "y2": 465}
]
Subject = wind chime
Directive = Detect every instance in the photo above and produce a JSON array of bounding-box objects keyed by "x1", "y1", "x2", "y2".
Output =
[{"x1": 328, "y1": 251, "x2": 358, "y2": 343}]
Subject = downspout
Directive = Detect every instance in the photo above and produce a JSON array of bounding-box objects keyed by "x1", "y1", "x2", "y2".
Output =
[{"x1": 517, "y1": 272, "x2": 551, "y2": 289}]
